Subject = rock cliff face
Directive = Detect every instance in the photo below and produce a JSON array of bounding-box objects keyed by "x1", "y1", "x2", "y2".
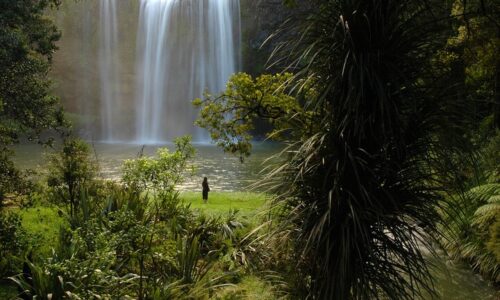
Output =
[{"x1": 240, "y1": 0, "x2": 293, "y2": 75}]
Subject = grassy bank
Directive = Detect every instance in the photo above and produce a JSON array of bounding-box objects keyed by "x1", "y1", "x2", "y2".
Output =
[
  {"x1": 18, "y1": 206, "x2": 65, "y2": 255},
  {"x1": 14, "y1": 192, "x2": 269, "y2": 253},
  {"x1": 180, "y1": 191, "x2": 269, "y2": 216},
  {"x1": 10, "y1": 192, "x2": 267, "y2": 247}
]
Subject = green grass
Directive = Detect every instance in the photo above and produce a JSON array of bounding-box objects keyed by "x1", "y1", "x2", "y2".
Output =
[
  {"x1": 12, "y1": 193, "x2": 268, "y2": 254},
  {"x1": 215, "y1": 275, "x2": 284, "y2": 299},
  {"x1": 11, "y1": 193, "x2": 267, "y2": 252},
  {"x1": 18, "y1": 206, "x2": 65, "y2": 255},
  {"x1": 0, "y1": 207, "x2": 63, "y2": 299},
  {"x1": 180, "y1": 192, "x2": 269, "y2": 217},
  {"x1": 236, "y1": 275, "x2": 284, "y2": 299}
]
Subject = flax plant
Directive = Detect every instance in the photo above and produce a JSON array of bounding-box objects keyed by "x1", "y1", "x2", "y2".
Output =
[{"x1": 264, "y1": 1, "x2": 451, "y2": 298}]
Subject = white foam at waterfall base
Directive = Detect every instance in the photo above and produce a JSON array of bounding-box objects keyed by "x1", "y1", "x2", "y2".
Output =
[{"x1": 134, "y1": 0, "x2": 241, "y2": 144}]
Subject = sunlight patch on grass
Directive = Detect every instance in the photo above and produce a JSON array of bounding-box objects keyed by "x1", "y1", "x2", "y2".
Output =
[
  {"x1": 180, "y1": 192, "x2": 269, "y2": 217},
  {"x1": 18, "y1": 206, "x2": 64, "y2": 255},
  {"x1": 216, "y1": 275, "x2": 284, "y2": 300}
]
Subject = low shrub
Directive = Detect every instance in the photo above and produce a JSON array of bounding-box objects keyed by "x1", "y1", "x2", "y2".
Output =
[{"x1": 0, "y1": 212, "x2": 30, "y2": 277}]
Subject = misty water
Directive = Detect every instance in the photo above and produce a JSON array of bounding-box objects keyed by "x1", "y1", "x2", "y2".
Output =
[
  {"x1": 13, "y1": 142, "x2": 282, "y2": 192},
  {"x1": 134, "y1": 0, "x2": 240, "y2": 143},
  {"x1": 53, "y1": 0, "x2": 241, "y2": 143}
]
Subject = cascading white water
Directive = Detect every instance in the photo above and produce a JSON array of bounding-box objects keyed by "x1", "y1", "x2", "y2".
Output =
[
  {"x1": 135, "y1": 0, "x2": 241, "y2": 144},
  {"x1": 99, "y1": 0, "x2": 121, "y2": 141}
]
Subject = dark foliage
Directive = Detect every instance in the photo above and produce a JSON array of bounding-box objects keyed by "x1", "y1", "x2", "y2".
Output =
[
  {"x1": 0, "y1": 0, "x2": 65, "y2": 147},
  {"x1": 264, "y1": 1, "x2": 453, "y2": 298},
  {"x1": 0, "y1": 0, "x2": 66, "y2": 203}
]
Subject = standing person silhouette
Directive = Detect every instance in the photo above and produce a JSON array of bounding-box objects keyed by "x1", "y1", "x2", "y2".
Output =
[{"x1": 202, "y1": 177, "x2": 210, "y2": 203}]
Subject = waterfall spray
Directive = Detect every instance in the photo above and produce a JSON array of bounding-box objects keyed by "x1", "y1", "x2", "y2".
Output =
[
  {"x1": 135, "y1": 0, "x2": 241, "y2": 144},
  {"x1": 99, "y1": 0, "x2": 121, "y2": 141}
]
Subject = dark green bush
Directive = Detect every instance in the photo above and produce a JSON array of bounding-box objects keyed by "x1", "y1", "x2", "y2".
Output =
[
  {"x1": 6, "y1": 135, "x2": 274, "y2": 298},
  {"x1": 0, "y1": 212, "x2": 30, "y2": 277},
  {"x1": 46, "y1": 138, "x2": 97, "y2": 218}
]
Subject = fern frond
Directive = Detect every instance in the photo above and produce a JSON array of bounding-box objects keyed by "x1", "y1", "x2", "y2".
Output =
[{"x1": 467, "y1": 183, "x2": 500, "y2": 203}]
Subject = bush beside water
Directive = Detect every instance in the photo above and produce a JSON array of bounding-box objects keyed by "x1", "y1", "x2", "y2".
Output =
[{"x1": 0, "y1": 137, "x2": 285, "y2": 299}]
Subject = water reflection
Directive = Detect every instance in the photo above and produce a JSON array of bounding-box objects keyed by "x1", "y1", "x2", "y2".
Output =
[{"x1": 13, "y1": 142, "x2": 283, "y2": 192}]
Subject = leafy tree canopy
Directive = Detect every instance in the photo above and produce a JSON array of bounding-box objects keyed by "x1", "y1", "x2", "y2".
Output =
[
  {"x1": 47, "y1": 138, "x2": 97, "y2": 217},
  {"x1": 122, "y1": 136, "x2": 196, "y2": 193},
  {"x1": 0, "y1": 0, "x2": 65, "y2": 147},
  {"x1": 434, "y1": 0, "x2": 500, "y2": 129},
  {"x1": 0, "y1": 0, "x2": 65, "y2": 202},
  {"x1": 193, "y1": 72, "x2": 314, "y2": 159}
]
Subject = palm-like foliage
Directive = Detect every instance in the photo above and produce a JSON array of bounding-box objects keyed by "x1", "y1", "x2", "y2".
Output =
[
  {"x1": 265, "y1": 0, "x2": 450, "y2": 298},
  {"x1": 9, "y1": 259, "x2": 79, "y2": 300},
  {"x1": 151, "y1": 236, "x2": 235, "y2": 299}
]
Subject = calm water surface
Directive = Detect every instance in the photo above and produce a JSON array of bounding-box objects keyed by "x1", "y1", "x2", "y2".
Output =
[
  {"x1": 11, "y1": 142, "x2": 498, "y2": 299},
  {"x1": 13, "y1": 142, "x2": 283, "y2": 192}
]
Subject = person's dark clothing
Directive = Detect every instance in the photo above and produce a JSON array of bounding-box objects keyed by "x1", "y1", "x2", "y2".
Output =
[{"x1": 202, "y1": 181, "x2": 210, "y2": 200}]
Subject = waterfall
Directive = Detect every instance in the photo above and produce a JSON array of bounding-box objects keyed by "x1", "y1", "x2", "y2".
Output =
[
  {"x1": 99, "y1": 0, "x2": 121, "y2": 141},
  {"x1": 81, "y1": 5, "x2": 93, "y2": 139},
  {"x1": 135, "y1": 0, "x2": 241, "y2": 144}
]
